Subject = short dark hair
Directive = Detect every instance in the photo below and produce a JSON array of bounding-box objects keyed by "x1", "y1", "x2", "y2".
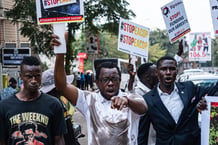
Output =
[
  {"x1": 95, "y1": 62, "x2": 121, "y2": 80},
  {"x1": 9, "y1": 77, "x2": 17, "y2": 85},
  {"x1": 137, "y1": 63, "x2": 154, "y2": 81},
  {"x1": 20, "y1": 56, "x2": 41, "y2": 72},
  {"x1": 156, "y1": 56, "x2": 177, "y2": 68}
]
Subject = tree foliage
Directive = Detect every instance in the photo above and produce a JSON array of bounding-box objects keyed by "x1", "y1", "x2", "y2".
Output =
[
  {"x1": 149, "y1": 28, "x2": 179, "y2": 57},
  {"x1": 6, "y1": 0, "x2": 53, "y2": 56},
  {"x1": 148, "y1": 44, "x2": 166, "y2": 63},
  {"x1": 6, "y1": 0, "x2": 135, "y2": 73},
  {"x1": 6, "y1": 0, "x2": 135, "y2": 56},
  {"x1": 84, "y1": 0, "x2": 135, "y2": 34}
]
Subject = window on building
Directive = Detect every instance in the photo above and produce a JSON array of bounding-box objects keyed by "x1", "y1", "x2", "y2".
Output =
[
  {"x1": 5, "y1": 43, "x2": 16, "y2": 48},
  {"x1": 20, "y1": 43, "x2": 30, "y2": 48}
]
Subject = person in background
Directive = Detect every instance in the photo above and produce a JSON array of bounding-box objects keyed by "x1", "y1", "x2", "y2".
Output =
[
  {"x1": 76, "y1": 72, "x2": 81, "y2": 89},
  {"x1": 40, "y1": 68, "x2": 76, "y2": 122},
  {"x1": 17, "y1": 76, "x2": 24, "y2": 91},
  {"x1": 89, "y1": 72, "x2": 94, "y2": 91},
  {"x1": 0, "y1": 56, "x2": 66, "y2": 145},
  {"x1": 51, "y1": 34, "x2": 147, "y2": 145},
  {"x1": 85, "y1": 72, "x2": 89, "y2": 90},
  {"x1": 40, "y1": 68, "x2": 78, "y2": 145},
  {"x1": 0, "y1": 77, "x2": 17, "y2": 100},
  {"x1": 127, "y1": 62, "x2": 158, "y2": 145},
  {"x1": 80, "y1": 72, "x2": 85, "y2": 90}
]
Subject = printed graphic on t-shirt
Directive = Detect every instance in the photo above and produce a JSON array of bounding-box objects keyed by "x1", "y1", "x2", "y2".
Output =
[{"x1": 9, "y1": 112, "x2": 49, "y2": 145}]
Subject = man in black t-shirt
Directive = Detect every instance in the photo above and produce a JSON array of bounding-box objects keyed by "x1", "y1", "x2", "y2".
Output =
[{"x1": 0, "y1": 56, "x2": 67, "y2": 145}]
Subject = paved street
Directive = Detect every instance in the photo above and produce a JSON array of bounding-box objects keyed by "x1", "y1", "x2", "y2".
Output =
[{"x1": 73, "y1": 110, "x2": 88, "y2": 145}]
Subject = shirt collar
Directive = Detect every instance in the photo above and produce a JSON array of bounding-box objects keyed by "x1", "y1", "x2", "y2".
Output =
[
  {"x1": 157, "y1": 83, "x2": 178, "y2": 96},
  {"x1": 137, "y1": 81, "x2": 151, "y2": 92},
  {"x1": 99, "y1": 90, "x2": 123, "y2": 104}
]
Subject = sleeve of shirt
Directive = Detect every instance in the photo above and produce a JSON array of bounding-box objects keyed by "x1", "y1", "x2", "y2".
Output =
[
  {"x1": 174, "y1": 54, "x2": 183, "y2": 64},
  {"x1": 75, "y1": 89, "x2": 90, "y2": 117},
  {"x1": 127, "y1": 93, "x2": 144, "y2": 118}
]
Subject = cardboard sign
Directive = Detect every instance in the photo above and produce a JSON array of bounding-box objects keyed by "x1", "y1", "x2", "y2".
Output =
[
  {"x1": 210, "y1": 0, "x2": 218, "y2": 36},
  {"x1": 188, "y1": 32, "x2": 211, "y2": 61},
  {"x1": 118, "y1": 18, "x2": 150, "y2": 58},
  {"x1": 201, "y1": 96, "x2": 218, "y2": 145},
  {"x1": 161, "y1": 0, "x2": 190, "y2": 43},
  {"x1": 36, "y1": 0, "x2": 84, "y2": 24}
]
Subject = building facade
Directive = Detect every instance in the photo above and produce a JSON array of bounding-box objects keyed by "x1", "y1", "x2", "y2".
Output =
[{"x1": 0, "y1": 0, "x2": 30, "y2": 90}]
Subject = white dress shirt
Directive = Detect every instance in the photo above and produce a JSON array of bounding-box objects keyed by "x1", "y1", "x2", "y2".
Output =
[{"x1": 157, "y1": 83, "x2": 184, "y2": 123}]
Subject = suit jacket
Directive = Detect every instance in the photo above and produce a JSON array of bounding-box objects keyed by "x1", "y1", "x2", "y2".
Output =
[
  {"x1": 138, "y1": 114, "x2": 151, "y2": 145},
  {"x1": 143, "y1": 81, "x2": 218, "y2": 145},
  {"x1": 137, "y1": 82, "x2": 154, "y2": 145}
]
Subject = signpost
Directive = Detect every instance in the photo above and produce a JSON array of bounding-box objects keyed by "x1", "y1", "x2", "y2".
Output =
[
  {"x1": 86, "y1": 32, "x2": 99, "y2": 54},
  {"x1": 2, "y1": 48, "x2": 31, "y2": 66}
]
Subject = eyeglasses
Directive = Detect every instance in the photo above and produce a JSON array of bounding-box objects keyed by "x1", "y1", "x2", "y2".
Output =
[{"x1": 99, "y1": 77, "x2": 121, "y2": 84}]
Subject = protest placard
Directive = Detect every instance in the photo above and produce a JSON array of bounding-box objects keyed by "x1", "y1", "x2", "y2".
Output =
[
  {"x1": 210, "y1": 0, "x2": 218, "y2": 36},
  {"x1": 36, "y1": 0, "x2": 84, "y2": 24},
  {"x1": 188, "y1": 32, "x2": 211, "y2": 61},
  {"x1": 161, "y1": 0, "x2": 190, "y2": 43},
  {"x1": 201, "y1": 96, "x2": 218, "y2": 145},
  {"x1": 118, "y1": 18, "x2": 150, "y2": 59}
]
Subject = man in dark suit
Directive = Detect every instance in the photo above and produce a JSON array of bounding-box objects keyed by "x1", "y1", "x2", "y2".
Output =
[{"x1": 143, "y1": 56, "x2": 218, "y2": 145}]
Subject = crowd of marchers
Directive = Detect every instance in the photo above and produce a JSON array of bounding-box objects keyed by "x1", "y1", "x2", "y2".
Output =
[{"x1": 0, "y1": 35, "x2": 218, "y2": 145}]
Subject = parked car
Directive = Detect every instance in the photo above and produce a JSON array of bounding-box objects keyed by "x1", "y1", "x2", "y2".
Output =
[
  {"x1": 178, "y1": 73, "x2": 218, "y2": 87},
  {"x1": 177, "y1": 69, "x2": 205, "y2": 82},
  {"x1": 183, "y1": 69, "x2": 204, "y2": 74}
]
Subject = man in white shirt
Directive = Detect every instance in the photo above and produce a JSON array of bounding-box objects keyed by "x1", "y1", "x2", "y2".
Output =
[{"x1": 51, "y1": 34, "x2": 147, "y2": 145}]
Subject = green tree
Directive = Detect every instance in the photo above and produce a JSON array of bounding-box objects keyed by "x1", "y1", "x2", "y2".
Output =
[
  {"x1": 148, "y1": 44, "x2": 166, "y2": 63},
  {"x1": 6, "y1": 0, "x2": 135, "y2": 73},
  {"x1": 149, "y1": 29, "x2": 179, "y2": 57},
  {"x1": 6, "y1": 0, "x2": 53, "y2": 56},
  {"x1": 212, "y1": 37, "x2": 218, "y2": 67}
]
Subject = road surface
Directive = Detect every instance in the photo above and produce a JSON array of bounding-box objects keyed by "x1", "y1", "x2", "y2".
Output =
[{"x1": 73, "y1": 110, "x2": 88, "y2": 145}]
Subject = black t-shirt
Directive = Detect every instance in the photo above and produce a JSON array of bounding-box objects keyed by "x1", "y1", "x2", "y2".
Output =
[{"x1": 0, "y1": 93, "x2": 67, "y2": 145}]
